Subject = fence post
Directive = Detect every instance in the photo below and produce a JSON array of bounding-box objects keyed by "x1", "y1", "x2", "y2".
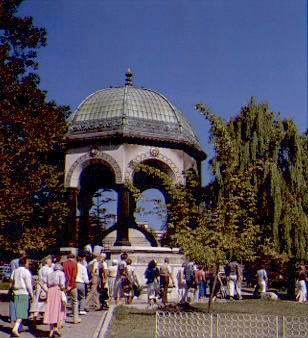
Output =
[
  {"x1": 276, "y1": 316, "x2": 279, "y2": 338},
  {"x1": 281, "y1": 316, "x2": 285, "y2": 338}
]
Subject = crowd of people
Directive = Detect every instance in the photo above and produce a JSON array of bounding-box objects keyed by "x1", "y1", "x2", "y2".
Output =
[
  {"x1": 8, "y1": 249, "x2": 166, "y2": 337},
  {"x1": 183, "y1": 259, "x2": 308, "y2": 304},
  {"x1": 8, "y1": 249, "x2": 136, "y2": 337},
  {"x1": 7, "y1": 248, "x2": 308, "y2": 337}
]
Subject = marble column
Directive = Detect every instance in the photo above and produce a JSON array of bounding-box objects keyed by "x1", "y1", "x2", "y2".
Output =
[{"x1": 114, "y1": 185, "x2": 131, "y2": 246}]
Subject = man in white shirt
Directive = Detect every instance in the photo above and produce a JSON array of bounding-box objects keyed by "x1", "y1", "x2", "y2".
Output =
[
  {"x1": 11, "y1": 257, "x2": 34, "y2": 337},
  {"x1": 76, "y1": 255, "x2": 89, "y2": 315}
]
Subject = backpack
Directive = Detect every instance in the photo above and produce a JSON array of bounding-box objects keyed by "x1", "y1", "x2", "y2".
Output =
[
  {"x1": 184, "y1": 262, "x2": 197, "y2": 288},
  {"x1": 145, "y1": 267, "x2": 158, "y2": 284},
  {"x1": 184, "y1": 262, "x2": 195, "y2": 282}
]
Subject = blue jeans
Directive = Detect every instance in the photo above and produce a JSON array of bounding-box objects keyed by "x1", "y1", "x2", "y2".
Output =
[{"x1": 198, "y1": 280, "x2": 206, "y2": 298}]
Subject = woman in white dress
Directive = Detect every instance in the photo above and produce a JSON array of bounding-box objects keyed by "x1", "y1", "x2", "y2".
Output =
[
  {"x1": 177, "y1": 263, "x2": 186, "y2": 302},
  {"x1": 257, "y1": 264, "x2": 268, "y2": 294},
  {"x1": 29, "y1": 256, "x2": 54, "y2": 329},
  {"x1": 296, "y1": 265, "x2": 307, "y2": 303}
]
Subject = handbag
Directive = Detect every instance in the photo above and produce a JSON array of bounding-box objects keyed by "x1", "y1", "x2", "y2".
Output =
[
  {"x1": 39, "y1": 289, "x2": 47, "y2": 301},
  {"x1": 38, "y1": 281, "x2": 48, "y2": 301},
  {"x1": 7, "y1": 286, "x2": 14, "y2": 300},
  {"x1": 133, "y1": 282, "x2": 141, "y2": 297},
  {"x1": 61, "y1": 291, "x2": 67, "y2": 306}
]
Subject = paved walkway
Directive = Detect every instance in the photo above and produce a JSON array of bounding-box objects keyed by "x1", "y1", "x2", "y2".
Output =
[
  {"x1": 0, "y1": 300, "x2": 108, "y2": 338},
  {"x1": 0, "y1": 286, "x2": 255, "y2": 337}
]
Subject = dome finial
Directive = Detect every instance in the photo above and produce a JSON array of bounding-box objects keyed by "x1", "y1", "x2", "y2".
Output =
[{"x1": 125, "y1": 68, "x2": 133, "y2": 86}]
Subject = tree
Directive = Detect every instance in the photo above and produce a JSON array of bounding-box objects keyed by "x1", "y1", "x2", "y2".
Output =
[
  {"x1": 0, "y1": 0, "x2": 68, "y2": 253},
  {"x1": 126, "y1": 161, "x2": 259, "y2": 265},
  {"x1": 89, "y1": 189, "x2": 116, "y2": 229},
  {"x1": 195, "y1": 99, "x2": 308, "y2": 261},
  {"x1": 171, "y1": 118, "x2": 261, "y2": 265},
  {"x1": 126, "y1": 99, "x2": 307, "y2": 265}
]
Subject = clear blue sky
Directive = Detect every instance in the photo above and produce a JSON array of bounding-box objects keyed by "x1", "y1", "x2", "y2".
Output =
[{"x1": 19, "y1": 0, "x2": 307, "y2": 229}]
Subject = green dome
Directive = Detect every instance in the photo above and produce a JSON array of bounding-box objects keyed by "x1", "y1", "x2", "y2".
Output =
[{"x1": 68, "y1": 77, "x2": 202, "y2": 154}]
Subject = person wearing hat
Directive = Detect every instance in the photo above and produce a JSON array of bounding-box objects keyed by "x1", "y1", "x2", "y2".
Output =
[
  {"x1": 63, "y1": 253, "x2": 81, "y2": 324},
  {"x1": 43, "y1": 262, "x2": 66, "y2": 337}
]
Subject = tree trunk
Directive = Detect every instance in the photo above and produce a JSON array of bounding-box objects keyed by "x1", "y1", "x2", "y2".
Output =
[{"x1": 208, "y1": 274, "x2": 218, "y2": 313}]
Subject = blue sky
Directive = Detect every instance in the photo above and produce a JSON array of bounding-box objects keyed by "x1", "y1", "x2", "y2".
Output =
[{"x1": 19, "y1": 0, "x2": 307, "y2": 229}]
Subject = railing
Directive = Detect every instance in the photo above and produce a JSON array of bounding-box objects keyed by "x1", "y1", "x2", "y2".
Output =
[{"x1": 156, "y1": 311, "x2": 308, "y2": 338}]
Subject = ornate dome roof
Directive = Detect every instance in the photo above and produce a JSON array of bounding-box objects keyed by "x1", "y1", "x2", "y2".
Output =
[{"x1": 67, "y1": 70, "x2": 204, "y2": 157}]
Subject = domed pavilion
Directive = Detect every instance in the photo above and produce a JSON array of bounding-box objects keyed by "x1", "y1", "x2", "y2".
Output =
[{"x1": 64, "y1": 70, "x2": 206, "y2": 249}]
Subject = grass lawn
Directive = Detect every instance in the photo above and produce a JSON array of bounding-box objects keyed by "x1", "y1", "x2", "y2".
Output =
[
  {"x1": 194, "y1": 299, "x2": 308, "y2": 317},
  {"x1": 0, "y1": 281, "x2": 10, "y2": 290},
  {"x1": 106, "y1": 300, "x2": 308, "y2": 338},
  {"x1": 106, "y1": 306, "x2": 156, "y2": 338}
]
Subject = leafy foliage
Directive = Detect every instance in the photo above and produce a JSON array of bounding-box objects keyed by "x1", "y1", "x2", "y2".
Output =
[
  {"x1": 0, "y1": 0, "x2": 68, "y2": 253},
  {"x1": 126, "y1": 162, "x2": 259, "y2": 265},
  {"x1": 195, "y1": 99, "x2": 308, "y2": 262},
  {"x1": 89, "y1": 188, "x2": 116, "y2": 229},
  {"x1": 126, "y1": 99, "x2": 307, "y2": 265}
]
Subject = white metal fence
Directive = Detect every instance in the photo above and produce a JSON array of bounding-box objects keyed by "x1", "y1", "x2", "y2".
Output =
[
  {"x1": 282, "y1": 316, "x2": 308, "y2": 338},
  {"x1": 156, "y1": 312, "x2": 212, "y2": 338},
  {"x1": 156, "y1": 312, "x2": 308, "y2": 338},
  {"x1": 217, "y1": 313, "x2": 278, "y2": 338}
]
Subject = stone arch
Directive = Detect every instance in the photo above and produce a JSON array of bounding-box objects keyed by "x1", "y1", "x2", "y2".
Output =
[
  {"x1": 65, "y1": 152, "x2": 122, "y2": 188},
  {"x1": 101, "y1": 223, "x2": 159, "y2": 247},
  {"x1": 125, "y1": 150, "x2": 184, "y2": 184}
]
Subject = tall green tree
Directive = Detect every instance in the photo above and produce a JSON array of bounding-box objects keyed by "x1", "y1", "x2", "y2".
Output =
[
  {"x1": 0, "y1": 0, "x2": 68, "y2": 253},
  {"x1": 126, "y1": 162, "x2": 259, "y2": 265},
  {"x1": 196, "y1": 99, "x2": 308, "y2": 261},
  {"x1": 170, "y1": 111, "x2": 261, "y2": 265},
  {"x1": 128, "y1": 100, "x2": 308, "y2": 265}
]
